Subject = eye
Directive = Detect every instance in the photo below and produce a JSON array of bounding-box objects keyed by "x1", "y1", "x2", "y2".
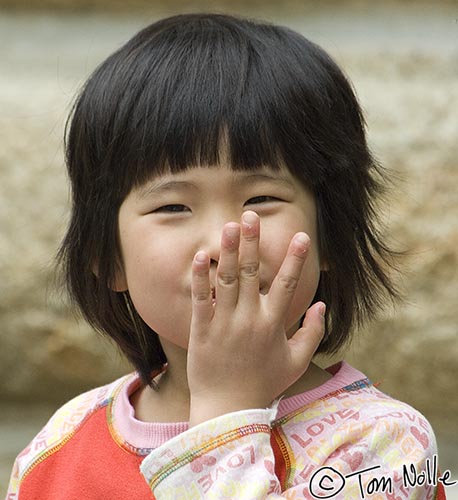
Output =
[
  {"x1": 154, "y1": 204, "x2": 190, "y2": 213},
  {"x1": 245, "y1": 196, "x2": 280, "y2": 205}
]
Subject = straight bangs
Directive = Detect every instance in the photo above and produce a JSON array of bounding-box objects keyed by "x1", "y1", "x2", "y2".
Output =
[{"x1": 67, "y1": 14, "x2": 362, "y2": 201}]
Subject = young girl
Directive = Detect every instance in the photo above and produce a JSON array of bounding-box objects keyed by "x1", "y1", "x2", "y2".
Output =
[{"x1": 7, "y1": 13, "x2": 447, "y2": 499}]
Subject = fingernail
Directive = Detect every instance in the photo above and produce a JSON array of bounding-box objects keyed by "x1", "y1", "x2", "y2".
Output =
[
  {"x1": 242, "y1": 211, "x2": 258, "y2": 228},
  {"x1": 195, "y1": 251, "x2": 208, "y2": 263},
  {"x1": 225, "y1": 223, "x2": 239, "y2": 238},
  {"x1": 318, "y1": 302, "x2": 326, "y2": 317},
  {"x1": 293, "y1": 233, "x2": 310, "y2": 255},
  {"x1": 294, "y1": 233, "x2": 309, "y2": 246}
]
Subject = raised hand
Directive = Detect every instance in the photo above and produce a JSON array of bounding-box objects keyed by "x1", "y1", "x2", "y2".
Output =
[{"x1": 187, "y1": 210, "x2": 325, "y2": 426}]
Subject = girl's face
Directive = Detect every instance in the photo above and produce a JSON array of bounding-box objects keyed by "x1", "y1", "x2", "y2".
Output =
[{"x1": 115, "y1": 164, "x2": 322, "y2": 349}]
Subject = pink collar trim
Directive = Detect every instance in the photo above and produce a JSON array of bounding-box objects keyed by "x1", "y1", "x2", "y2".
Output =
[
  {"x1": 276, "y1": 361, "x2": 369, "y2": 419},
  {"x1": 111, "y1": 361, "x2": 369, "y2": 451}
]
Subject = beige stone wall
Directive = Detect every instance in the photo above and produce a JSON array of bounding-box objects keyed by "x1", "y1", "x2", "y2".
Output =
[
  {"x1": 319, "y1": 52, "x2": 458, "y2": 432},
  {"x1": 0, "y1": 5, "x2": 456, "y2": 437},
  {"x1": 1, "y1": 0, "x2": 456, "y2": 10}
]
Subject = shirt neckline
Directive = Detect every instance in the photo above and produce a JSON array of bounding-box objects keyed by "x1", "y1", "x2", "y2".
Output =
[{"x1": 110, "y1": 361, "x2": 369, "y2": 451}]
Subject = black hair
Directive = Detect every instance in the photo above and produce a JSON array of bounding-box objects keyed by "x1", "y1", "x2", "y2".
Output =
[{"x1": 58, "y1": 13, "x2": 399, "y2": 386}]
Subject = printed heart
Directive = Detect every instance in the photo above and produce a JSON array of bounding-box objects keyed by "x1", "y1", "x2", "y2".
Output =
[
  {"x1": 264, "y1": 459, "x2": 275, "y2": 475},
  {"x1": 190, "y1": 454, "x2": 217, "y2": 473},
  {"x1": 410, "y1": 426, "x2": 429, "y2": 450},
  {"x1": 341, "y1": 451, "x2": 364, "y2": 471}
]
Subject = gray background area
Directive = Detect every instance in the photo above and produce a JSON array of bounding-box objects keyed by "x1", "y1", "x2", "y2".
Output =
[{"x1": 1, "y1": 1, "x2": 457, "y2": 497}]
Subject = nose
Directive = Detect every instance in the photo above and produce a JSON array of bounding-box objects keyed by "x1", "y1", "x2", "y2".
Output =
[{"x1": 205, "y1": 221, "x2": 226, "y2": 266}]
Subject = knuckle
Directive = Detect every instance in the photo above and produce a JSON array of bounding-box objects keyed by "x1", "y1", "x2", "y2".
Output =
[
  {"x1": 193, "y1": 290, "x2": 211, "y2": 304},
  {"x1": 217, "y1": 272, "x2": 238, "y2": 287},
  {"x1": 239, "y1": 262, "x2": 259, "y2": 281},
  {"x1": 279, "y1": 274, "x2": 299, "y2": 293},
  {"x1": 292, "y1": 250, "x2": 307, "y2": 262},
  {"x1": 243, "y1": 233, "x2": 259, "y2": 243}
]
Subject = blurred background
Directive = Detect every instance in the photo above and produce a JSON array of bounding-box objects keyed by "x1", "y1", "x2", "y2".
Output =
[{"x1": 0, "y1": 0, "x2": 457, "y2": 497}]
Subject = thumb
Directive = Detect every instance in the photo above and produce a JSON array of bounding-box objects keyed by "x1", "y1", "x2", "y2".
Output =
[{"x1": 287, "y1": 302, "x2": 326, "y2": 372}]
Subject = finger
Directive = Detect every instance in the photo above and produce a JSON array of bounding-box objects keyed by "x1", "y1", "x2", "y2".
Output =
[
  {"x1": 215, "y1": 222, "x2": 240, "y2": 310},
  {"x1": 191, "y1": 251, "x2": 213, "y2": 331},
  {"x1": 267, "y1": 232, "x2": 310, "y2": 321},
  {"x1": 288, "y1": 302, "x2": 326, "y2": 374},
  {"x1": 237, "y1": 210, "x2": 261, "y2": 305}
]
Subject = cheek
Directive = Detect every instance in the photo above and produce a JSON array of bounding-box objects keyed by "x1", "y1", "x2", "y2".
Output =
[
  {"x1": 122, "y1": 231, "x2": 181, "y2": 282},
  {"x1": 259, "y1": 226, "x2": 290, "y2": 273},
  {"x1": 259, "y1": 220, "x2": 320, "y2": 280},
  {"x1": 120, "y1": 233, "x2": 194, "y2": 346}
]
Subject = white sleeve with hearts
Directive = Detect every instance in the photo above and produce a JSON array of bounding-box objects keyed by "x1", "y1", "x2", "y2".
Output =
[
  {"x1": 295, "y1": 407, "x2": 442, "y2": 499},
  {"x1": 140, "y1": 384, "x2": 444, "y2": 499}
]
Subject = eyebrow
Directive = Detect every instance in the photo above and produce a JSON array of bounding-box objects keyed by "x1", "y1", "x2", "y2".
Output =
[
  {"x1": 136, "y1": 171, "x2": 294, "y2": 200},
  {"x1": 136, "y1": 180, "x2": 197, "y2": 200},
  {"x1": 237, "y1": 173, "x2": 294, "y2": 187}
]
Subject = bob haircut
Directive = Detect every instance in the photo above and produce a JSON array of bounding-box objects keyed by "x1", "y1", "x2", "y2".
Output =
[{"x1": 59, "y1": 13, "x2": 399, "y2": 386}]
